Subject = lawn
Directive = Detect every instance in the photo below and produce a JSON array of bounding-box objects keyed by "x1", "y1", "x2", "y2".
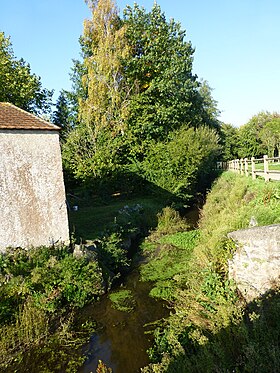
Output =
[
  {"x1": 68, "y1": 193, "x2": 168, "y2": 241},
  {"x1": 246, "y1": 161, "x2": 280, "y2": 171}
]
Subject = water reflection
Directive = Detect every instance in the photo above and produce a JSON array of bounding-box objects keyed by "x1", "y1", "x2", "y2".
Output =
[{"x1": 80, "y1": 270, "x2": 169, "y2": 373}]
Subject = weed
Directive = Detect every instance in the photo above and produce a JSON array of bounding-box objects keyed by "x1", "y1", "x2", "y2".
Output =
[{"x1": 109, "y1": 289, "x2": 136, "y2": 312}]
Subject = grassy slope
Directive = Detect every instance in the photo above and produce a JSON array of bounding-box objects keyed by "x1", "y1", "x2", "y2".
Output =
[{"x1": 141, "y1": 172, "x2": 280, "y2": 373}]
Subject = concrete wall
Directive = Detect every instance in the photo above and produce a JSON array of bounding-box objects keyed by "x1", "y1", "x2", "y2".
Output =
[
  {"x1": 228, "y1": 224, "x2": 280, "y2": 301},
  {"x1": 0, "y1": 130, "x2": 69, "y2": 251}
]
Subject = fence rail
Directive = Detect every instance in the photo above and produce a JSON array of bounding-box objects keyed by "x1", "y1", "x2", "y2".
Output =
[{"x1": 227, "y1": 155, "x2": 280, "y2": 182}]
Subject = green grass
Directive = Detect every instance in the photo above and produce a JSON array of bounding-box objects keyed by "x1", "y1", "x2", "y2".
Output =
[
  {"x1": 247, "y1": 161, "x2": 280, "y2": 171},
  {"x1": 68, "y1": 194, "x2": 167, "y2": 241},
  {"x1": 141, "y1": 172, "x2": 280, "y2": 373}
]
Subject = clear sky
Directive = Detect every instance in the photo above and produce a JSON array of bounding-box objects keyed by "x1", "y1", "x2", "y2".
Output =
[{"x1": 1, "y1": 0, "x2": 279, "y2": 127}]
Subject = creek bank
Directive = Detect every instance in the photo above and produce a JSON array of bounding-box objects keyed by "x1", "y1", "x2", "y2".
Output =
[{"x1": 140, "y1": 172, "x2": 280, "y2": 373}]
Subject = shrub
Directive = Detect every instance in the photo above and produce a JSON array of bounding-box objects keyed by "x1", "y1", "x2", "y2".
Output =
[{"x1": 141, "y1": 126, "x2": 220, "y2": 200}]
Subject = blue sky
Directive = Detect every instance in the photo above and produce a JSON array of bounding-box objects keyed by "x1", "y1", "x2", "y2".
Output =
[{"x1": 1, "y1": 0, "x2": 279, "y2": 126}]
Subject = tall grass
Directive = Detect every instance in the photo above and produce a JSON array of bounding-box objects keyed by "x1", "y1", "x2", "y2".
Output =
[{"x1": 141, "y1": 172, "x2": 280, "y2": 372}]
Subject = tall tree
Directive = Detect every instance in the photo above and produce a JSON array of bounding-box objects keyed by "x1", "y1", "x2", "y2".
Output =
[
  {"x1": 52, "y1": 90, "x2": 76, "y2": 141},
  {"x1": 122, "y1": 4, "x2": 220, "y2": 158},
  {"x1": 197, "y1": 80, "x2": 221, "y2": 130},
  {"x1": 0, "y1": 32, "x2": 52, "y2": 115},
  {"x1": 63, "y1": 1, "x2": 221, "y2": 187},
  {"x1": 63, "y1": 0, "x2": 130, "y2": 180},
  {"x1": 123, "y1": 4, "x2": 199, "y2": 144},
  {"x1": 80, "y1": 0, "x2": 130, "y2": 139}
]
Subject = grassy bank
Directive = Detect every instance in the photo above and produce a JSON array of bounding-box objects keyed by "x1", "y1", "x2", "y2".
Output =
[
  {"x1": 0, "y1": 191, "x2": 170, "y2": 371},
  {"x1": 141, "y1": 172, "x2": 280, "y2": 372}
]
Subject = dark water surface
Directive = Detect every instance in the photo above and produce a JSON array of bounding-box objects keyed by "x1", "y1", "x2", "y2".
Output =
[
  {"x1": 78, "y1": 206, "x2": 199, "y2": 373},
  {"x1": 79, "y1": 269, "x2": 169, "y2": 373}
]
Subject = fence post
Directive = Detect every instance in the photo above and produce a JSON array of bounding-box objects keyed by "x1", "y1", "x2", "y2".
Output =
[
  {"x1": 244, "y1": 158, "x2": 248, "y2": 177},
  {"x1": 236, "y1": 159, "x2": 240, "y2": 173},
  {"x1": 240, "y1": 158, "x2": 244, "y2": 175},
  {"x1": 251, "y1": 157, "x2": 256, "y2": 179},
  {"x1": 264, "y1": 155, "x2": 269, "y2": 182}
]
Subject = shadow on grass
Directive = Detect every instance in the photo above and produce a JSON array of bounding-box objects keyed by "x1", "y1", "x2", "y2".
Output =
[
  {"x1": 66, "y1": 171, "x2": 188, "y2": 241},
  {"x1": 164, "y1": 288, "x2": 280, "y2": 373}
]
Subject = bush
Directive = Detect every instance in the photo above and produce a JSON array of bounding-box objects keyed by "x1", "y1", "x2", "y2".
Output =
[
  {"x1": 0, "y1": 246, "x2": 104, "y2": 322},
  {"x1": 141, "y1": 126, "x2": 220, "y2": 200}
]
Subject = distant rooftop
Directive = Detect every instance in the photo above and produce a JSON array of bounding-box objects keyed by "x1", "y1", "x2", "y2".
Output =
[{"x1": 0, "y1": 102, "x2": 60, "y2": 131}]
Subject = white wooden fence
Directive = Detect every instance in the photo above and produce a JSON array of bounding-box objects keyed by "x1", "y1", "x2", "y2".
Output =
[{"x1": 228, "y1": 155, "x2": 280, "y2": 182}]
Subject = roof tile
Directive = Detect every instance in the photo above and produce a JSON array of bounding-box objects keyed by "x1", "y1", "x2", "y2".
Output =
[{"x1": 0, "y1": 102, "x2": 60, "y2": 131}]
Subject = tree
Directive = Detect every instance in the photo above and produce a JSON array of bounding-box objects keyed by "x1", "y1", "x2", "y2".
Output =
[
  {"x1": 63, "y1": 0, "x2": 130, "y2": 180},
  {"x1": 122, "y1": 4, "x2": 221, "y2": 156},
  {"x1": 238, "y1": 112, "x2": 279, "y2": 158},
  {"x1": 141, "y1": 126, "x2": 220, "y2": 200},
  {"x1": 219, "y1": 123, "x2": 239, "y2": 161},
  {"x1": 0, "y1": 32, "x2": 53, "y2": 115},
  {"x1": 79, "y1": 0, "x2": 130, "y2": 138},
  {"x1": 63, "y1": 1, "x2": 221, "y2": 189},
  {"x1": 259, "y1": 118, "x2": 280, "y2": 157},
  {"x1": 197, "y1": 80, "x2": 221, "y2": 130},
  {"x1": 123, "y1": 4, "x2": 198, "y2": 147},
  {"x1": 52, "y1": 90, "x2": 77, "y2": 141}
]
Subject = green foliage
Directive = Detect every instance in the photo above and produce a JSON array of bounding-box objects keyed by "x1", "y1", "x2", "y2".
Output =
[
  {"x1": 160, "y1": 230, "x2": 200, "y2": 250},
  {"x1": 0, "y1": 246, "x2": 103, "y2": 371},
  {"x1": 237, "y1": 111, "x2": 280, "y2": 158},
  {"x1": 141, "y1": 172, "x2": 280, "y2": 372},
  {"x1": 62, "y1": 2, "x2": 221, "y2": 193},
  {"x1": 123, "y1": 5, "x2": 220, "y2": 149},
  {"x1": 154, "y1": 206, "x2": 190, "y2": 237},
  {"x1": 62, "y1": 0, "x2": 130, "y2": 181},
  {"x1": 198, "y1": 172, "x2": 280, "y2": 270},
  {"x1": 141, "y1": 222, "x2": 200, "y2": 301},
  {"x1": 259, "y1": 118, "x2": 280, "y2": 157},
  {"x1": 0, "y1": 246, "x2": 104, "y2": 324},
  {"x1": 123, "y1": 4, "x2": 197, "y2": 143},
  {"x1": 141, "y1": 126, "x2": 220, "y2": 199},
  {"x1": 0, "y1": 32, "x2": 53, "y2": 115},
  {"x1": 98, "y1": 232, "x2": 130, "y2": 280},
  {"x1": 52, "y1": 90, "x2": 77, "y2": 141},
  {"x1": 109, "y1": 289, "x2": 136, "y2": 312},
  {"x1": 219, "y1": 122, "x2": 239, "y2": 161}
]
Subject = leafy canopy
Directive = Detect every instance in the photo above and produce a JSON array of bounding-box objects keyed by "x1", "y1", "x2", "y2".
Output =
[
  {"x1": 0, "y1": 32, "x2": 53, "y2": 115},
  {"x1": 62, "y1": 1, "x2": 221, "y2": 197}
]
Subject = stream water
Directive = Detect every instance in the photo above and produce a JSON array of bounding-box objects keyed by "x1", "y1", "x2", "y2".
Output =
[
  {"x1": 78, "y1": 207, "x2": 199, "y2": 373},
  {"x1": 78, "y1": 269, "x2": 169, "y2": 373},
  {"x1": 6, "y1": 208, "x2": 198, "y2": 373}
]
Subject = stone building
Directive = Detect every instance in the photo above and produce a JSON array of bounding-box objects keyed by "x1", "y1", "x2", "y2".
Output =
[{"x1": 0, "y1": 102, "x2": 69, "y2": 251}]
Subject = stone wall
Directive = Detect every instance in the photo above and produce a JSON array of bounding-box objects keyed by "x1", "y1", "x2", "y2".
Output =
[
  {"x1": 0, "y1": 130, "x2": 69, "y2": 251},
  {"x1": 228, "y1": 224, "x2": 280, "y2": 301}
]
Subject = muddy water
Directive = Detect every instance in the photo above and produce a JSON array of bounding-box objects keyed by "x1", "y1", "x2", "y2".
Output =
[{"x1": 79, "y1": 269, "x2": 169, "y2": 373}]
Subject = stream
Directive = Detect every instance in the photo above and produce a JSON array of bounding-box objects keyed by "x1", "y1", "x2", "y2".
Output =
[
  {"x1": 78, "y1": 269, "x2": 169, "y2": 373},
  {"x1": 5, "y1": 207, "x2": 198, "y2": 373},
  {"x1": 78, "y1": 207, "x2": 199, "y2": 373}
]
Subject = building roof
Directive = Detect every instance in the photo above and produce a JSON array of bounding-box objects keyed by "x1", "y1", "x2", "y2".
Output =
[{"x1": 0, "y1": 102, "x2": 60, "y2": 131}]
